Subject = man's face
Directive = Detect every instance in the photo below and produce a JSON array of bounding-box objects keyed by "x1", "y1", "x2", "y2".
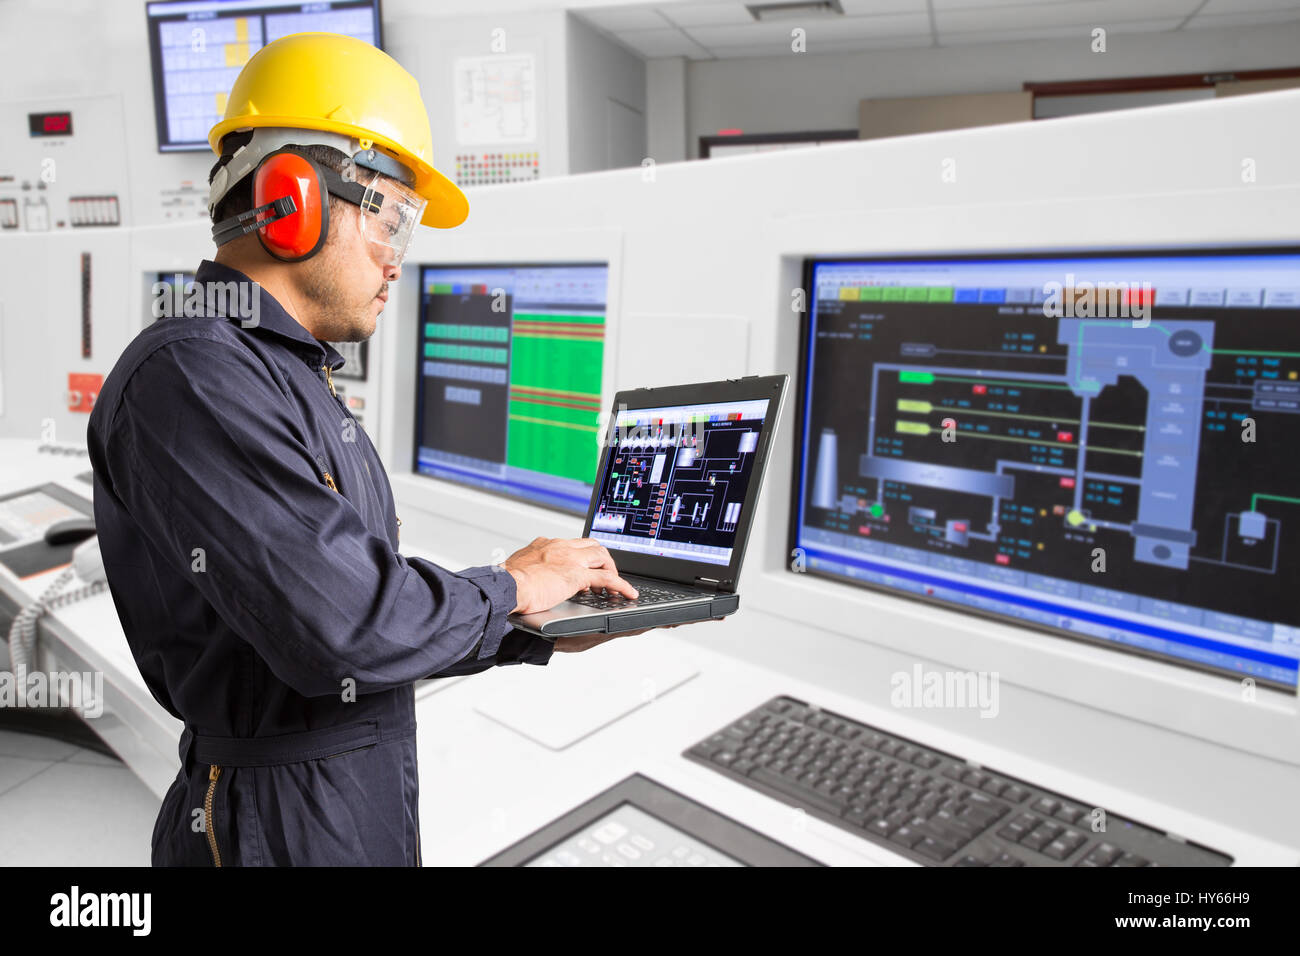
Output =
[{"x1": 297, "y1": 173, "x2": 404, "y2": 343}]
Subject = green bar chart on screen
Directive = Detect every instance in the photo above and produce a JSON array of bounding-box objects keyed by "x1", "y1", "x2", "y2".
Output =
[{"x1": 508, "y1": 311, "x2": 605, "y2": 484}]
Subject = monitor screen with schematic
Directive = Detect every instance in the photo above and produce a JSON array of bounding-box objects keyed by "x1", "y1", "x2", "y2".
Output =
[
  {"x1": 412, "y1": 262, "x2": 610, "y2": 515},
  {"x1": 790, "y1": 247, "x2": 1300, "y2": 692}
]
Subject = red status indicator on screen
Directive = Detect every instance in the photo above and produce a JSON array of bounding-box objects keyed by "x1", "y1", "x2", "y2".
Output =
[
  {"x1": 1123, "y1": 286, "x2": 1155, "y2": 307},
  {"x1": 29, "y1": 111, "x2": 73, "y2": 137}
]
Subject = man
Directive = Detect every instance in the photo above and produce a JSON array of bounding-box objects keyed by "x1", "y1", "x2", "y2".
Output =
[{"x1": 87, "y1": 33, "x2": 671, "y2": 866}]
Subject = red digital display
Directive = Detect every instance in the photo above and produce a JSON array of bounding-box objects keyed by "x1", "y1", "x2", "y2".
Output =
[{"x1": 28, "y1": 111, "x2": 72, "y2": 137}]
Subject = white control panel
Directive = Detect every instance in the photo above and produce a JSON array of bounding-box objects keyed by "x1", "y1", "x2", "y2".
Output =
[{"x1": 0, "y1": 93, "x2": 131, "y2": 233}]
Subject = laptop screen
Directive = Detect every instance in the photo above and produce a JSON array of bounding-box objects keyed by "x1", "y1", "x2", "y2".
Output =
[{"x1": 589, "y1": 397, "x2": 773, "y2": 567}]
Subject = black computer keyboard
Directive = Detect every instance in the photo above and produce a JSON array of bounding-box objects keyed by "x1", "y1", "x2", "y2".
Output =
[
  {"x1": 685, "y1": 695, "x2": 1232, "y2": 867},
  {"x1": 568, "y1": 582, "x2": 697, "y2": 610}
]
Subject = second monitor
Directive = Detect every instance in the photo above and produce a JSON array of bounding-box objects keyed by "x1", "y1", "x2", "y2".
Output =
[
  {"x1": 413, "y1": 262, "x2": 610, "y2": 514},
  {"x1": 791, "y1": 248, "x2": 1300, "y2": 692}
]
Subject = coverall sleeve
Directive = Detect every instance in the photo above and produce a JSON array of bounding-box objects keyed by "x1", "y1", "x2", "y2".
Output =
[
  {"x1": 101, "y1": 336, "x2": 530, "y2": 697},
  {"x1": 425, "y1": 627, "x2": 555, "y2": 678}
]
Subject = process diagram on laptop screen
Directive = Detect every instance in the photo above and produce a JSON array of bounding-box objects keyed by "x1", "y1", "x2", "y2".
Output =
[{"x1": 589, "y1": 397, "x2": 772, "y2": 567}]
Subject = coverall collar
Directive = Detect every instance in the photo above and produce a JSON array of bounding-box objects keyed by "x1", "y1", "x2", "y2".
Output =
[{"x1": 193, "y1": 258, "x2": 347, "y2": 372}]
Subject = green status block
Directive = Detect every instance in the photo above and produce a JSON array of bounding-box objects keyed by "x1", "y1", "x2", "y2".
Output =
[{"x1": 899, "y1": 370, "x2": 935, "y2": 385}]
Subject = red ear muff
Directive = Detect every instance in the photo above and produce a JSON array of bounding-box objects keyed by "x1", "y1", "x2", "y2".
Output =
[{"x1": 252, "y1": 150, "x2": 329, "y2": 262}]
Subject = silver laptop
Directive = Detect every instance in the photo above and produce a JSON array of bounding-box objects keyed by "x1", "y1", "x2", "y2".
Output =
[{"x1": 509, "y1": 374, "x2": 788, "y2": 639}]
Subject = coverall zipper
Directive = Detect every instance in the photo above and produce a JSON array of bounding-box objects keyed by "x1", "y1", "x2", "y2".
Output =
[
  {"x1": 314, "y1": 452, "x2": 339, "y2": 492},
  {"x1": 318, "y1": 365, "x2": 347, "y2": 493},
  {"x1": 206, "y1": 764, "x2": 223, "y2": 867}
]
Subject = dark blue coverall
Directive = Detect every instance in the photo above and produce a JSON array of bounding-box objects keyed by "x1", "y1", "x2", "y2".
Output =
[{"x1": 86, "y1": 259, "x2": 554, "y2": 866}]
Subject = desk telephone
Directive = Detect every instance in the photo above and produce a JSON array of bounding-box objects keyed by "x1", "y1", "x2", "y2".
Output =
[{"x1": 6, "y1": 529, "x2": 107, "y2": 705}]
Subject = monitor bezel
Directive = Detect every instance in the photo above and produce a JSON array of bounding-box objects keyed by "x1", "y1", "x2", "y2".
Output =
[
  {"x1": 412, "y1": 260, "x2": 612, "y2": 518},
  {"x1": 144, "y1": 0, "x2": 386, "y2": 154},
  {"x1": 583, "y1": 374, "x2": 788, "y2": 591},
  {"x1": 788, "y1": 244, "x2": 1300, "y2": 692}
]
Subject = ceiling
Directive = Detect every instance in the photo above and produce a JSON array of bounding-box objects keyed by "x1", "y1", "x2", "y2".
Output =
[{"x1": 570, "y1": 0, "x2": 1300, "y2": 59}]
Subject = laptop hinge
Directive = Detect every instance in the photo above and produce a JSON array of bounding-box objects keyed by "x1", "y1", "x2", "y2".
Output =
[{"x1": 694, "y1": 576, "x2": 730, "y2": 592}]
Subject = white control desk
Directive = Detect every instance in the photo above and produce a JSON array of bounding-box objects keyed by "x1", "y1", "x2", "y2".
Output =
[
  {"x1": 2, "y1": 438, "x2": 1296, "y2": 866},
  {"x1": 413, "y1": 634, "x2": 1297, "y2": 866}
]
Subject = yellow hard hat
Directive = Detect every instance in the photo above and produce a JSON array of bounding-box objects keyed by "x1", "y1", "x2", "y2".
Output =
[{"x1": 208, "y1": 32, "x2": 467, "y2": 229}]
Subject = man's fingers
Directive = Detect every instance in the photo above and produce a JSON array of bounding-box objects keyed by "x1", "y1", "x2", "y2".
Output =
[
  {"x1": 594, "y1": 569, "x2": 638, "y2": 599},
  {"x1": 585, "y1": 546, "x2": 618, "y2": 572},
  {"x1": 561, "y1": 538, "x2": 620, "y2": 575}
]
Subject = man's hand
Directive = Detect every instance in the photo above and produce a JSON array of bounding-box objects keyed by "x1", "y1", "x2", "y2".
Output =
[
  {"x1": 504, "y1": 536, "x2": 639, "y2": 614},
  {"x1": 552, "y1": 617, "x2": 723, "y2": 653}
]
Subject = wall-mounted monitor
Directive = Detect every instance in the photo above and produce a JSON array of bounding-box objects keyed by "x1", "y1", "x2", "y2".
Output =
[
  {"x1": 414, "y1": 262, "x2": 609, "y2": 514},
  {"x1": 145, "y1": 0, "x2": 383, "y2": 152},
  {"x1": 791, "y1": 247, "x2": 1300, "y2": 691},
  {"x1": 145, "y1": 270, "x2": 196, "y2": 324}
]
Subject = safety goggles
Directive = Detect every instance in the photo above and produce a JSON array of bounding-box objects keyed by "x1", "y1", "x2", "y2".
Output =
[{"x1": 355, "y1": 169, "x2": 427, "y2": 268}]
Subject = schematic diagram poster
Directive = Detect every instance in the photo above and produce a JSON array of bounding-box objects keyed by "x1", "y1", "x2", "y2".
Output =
[{"x1": 454, "y1": 53, "x2": 538, "y2": 145}]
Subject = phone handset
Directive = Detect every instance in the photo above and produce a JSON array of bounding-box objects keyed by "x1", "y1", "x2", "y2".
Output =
[
  {"x1": 72, "y1": 535, "x2": 106, "y2": 585},
  {"x1": 6, "y1": 535, "x2": 109, "y2": 706}
]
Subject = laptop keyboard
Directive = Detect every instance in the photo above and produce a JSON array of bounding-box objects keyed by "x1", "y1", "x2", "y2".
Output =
[{"x1": 568, "y1": 582, "x2": 697, "y2": 610}]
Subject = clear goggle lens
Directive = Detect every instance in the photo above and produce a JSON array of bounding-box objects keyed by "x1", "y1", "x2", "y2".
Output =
[{"x1": 357, "y1": 171, "x2": 426, "y2": 267}]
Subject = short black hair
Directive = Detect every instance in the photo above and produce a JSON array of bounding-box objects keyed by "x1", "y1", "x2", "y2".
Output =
[{"x1": 208, "y1": 134, "x2": 349, "y2": 226}]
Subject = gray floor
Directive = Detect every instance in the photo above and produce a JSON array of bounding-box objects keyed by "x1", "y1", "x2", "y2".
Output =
[{"x1": 0, "y1": 729, "x2": 159, "y2": 865}]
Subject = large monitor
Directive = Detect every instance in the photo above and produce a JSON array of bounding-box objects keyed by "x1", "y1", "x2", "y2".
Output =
[
  {"x1": 413, "y1": 262, "x2": 609, "y2": 514},
  {"x1": 791, "y1": 248, "x2": 1300, "y2": 691},
  {"x1": 145, "y1": 0, "x2": 383, "y2": 152}
]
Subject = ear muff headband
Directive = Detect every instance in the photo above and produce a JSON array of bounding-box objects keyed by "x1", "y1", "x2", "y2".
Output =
[{"x1": 210, "y1": 194, "x2": 299, "y2": 249}]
